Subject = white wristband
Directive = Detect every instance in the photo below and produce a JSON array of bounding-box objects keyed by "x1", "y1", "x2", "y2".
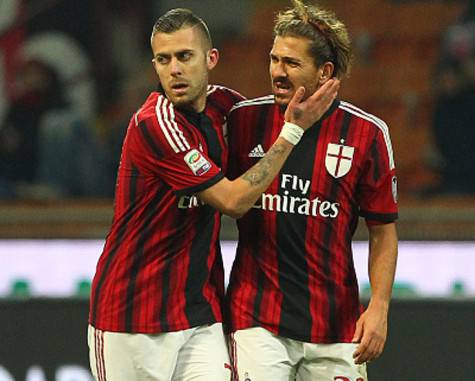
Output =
[{"x1": 279, "y1": 121, "x2": 305, "y2": 145}]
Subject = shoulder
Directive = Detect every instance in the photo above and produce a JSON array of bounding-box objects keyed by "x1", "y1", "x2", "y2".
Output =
[
  {"x1": 229, "y1": 94, "x2": 275, "y2": 114},
  {"x1": 133, "y1": 92, "x2": 187, "y2": 131},
  {"x1": 206, "y1": 85, "x2": 246, "y2": 117},
  {"x1": 207, "y1": 84, "x2": 245, "y2": 103},
  {"x1": 339, "y1": 100, "x2": 395, "y2": 168},
  {"x1": 134, "y1": 92, "x2": 171, "y2": 125},
  {"x1": 131, "y1": 92, "x2": 192, "y2": 154},
  {"x1": 338, "y1": 100, "x2": 390, "y2": 133}
]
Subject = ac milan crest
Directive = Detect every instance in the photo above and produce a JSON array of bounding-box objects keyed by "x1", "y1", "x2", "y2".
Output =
[{"x1": 325, "y1": 142, "x2": 354, "y2": 178}]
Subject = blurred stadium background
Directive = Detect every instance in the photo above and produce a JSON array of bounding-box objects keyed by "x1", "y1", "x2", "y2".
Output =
[{"x1": 0, "y1": 0, "x2": 474, "y2": 380}]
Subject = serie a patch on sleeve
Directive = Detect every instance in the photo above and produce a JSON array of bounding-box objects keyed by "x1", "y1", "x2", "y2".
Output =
[
  {"x1": 184, "y1": 149, "x2": 212, "y2": 176},
  {"x1": 392, "y1": 175, "x2": 398, "y2": 203}
]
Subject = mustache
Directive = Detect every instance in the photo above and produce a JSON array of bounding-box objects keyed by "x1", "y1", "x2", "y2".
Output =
[
  {"x1": 273, "y1": 77, "x2": 292, "y2": 86},
  {"x1": 170, "y1": 80, "x2": 188, "y2": 86}
]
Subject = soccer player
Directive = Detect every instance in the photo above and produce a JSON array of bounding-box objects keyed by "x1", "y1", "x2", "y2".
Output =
[
  {"x1": 87, "y1": 8, "x2": 339, "y2": 381},
  {"x1": 226, "y1": 1, "x2": 398, "y2": 380}
]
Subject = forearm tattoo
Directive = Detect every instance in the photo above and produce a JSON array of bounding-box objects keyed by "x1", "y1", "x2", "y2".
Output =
[{"x1": 241, "y1": 143, "x2": 287, "y2": 186}]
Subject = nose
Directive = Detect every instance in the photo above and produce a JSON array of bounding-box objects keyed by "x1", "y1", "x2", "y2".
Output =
[
  {"x1": 170, "y1": 57, "x2": 182, "y2": 76},
  {"x1": 270, "y1": 61, "x2": 287, "y2": 79}
]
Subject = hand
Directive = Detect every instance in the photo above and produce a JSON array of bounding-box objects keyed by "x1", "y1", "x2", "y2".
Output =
[
  {"x1": 284, "y1": 78, "x2": 340, "y2": 130},
  {"x1": 351, "y1": 303, "x2": 388, "y2": 364}
]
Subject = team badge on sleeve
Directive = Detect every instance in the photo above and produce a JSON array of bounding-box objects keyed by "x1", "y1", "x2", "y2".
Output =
[
  {"x1": 325, "y1": 142, "x2": 354, "y2": 178},
  {"x1": 392, "y1": 176, "x2": 398, "y2": 203},
  {"x1": 184, "y1": 149, "x2": 211, "y2": 176}
]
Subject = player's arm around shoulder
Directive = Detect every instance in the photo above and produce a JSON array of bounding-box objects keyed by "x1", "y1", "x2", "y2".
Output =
[
  {"x1": 198, "y1": 79, "x2": 340, "y2": 219},
  {"x1": 198, "y1": 137, "x2": 294, "y2": 218}
]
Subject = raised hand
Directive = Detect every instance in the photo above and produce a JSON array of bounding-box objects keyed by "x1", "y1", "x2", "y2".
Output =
[{"x1": 284, "y1": 78, "x2": 340, "y2": 130}]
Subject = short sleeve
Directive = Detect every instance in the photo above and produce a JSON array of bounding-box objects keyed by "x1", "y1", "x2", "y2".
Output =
[
  {"x1": 157, "y1": 148, "x2": 224, "y2": 197},
  {"x1": 357, "y1": 126, "x2": 398, "y2": 225},
  {"x1": 127, "y1": 96, "x2": 224, "y2": 197}
]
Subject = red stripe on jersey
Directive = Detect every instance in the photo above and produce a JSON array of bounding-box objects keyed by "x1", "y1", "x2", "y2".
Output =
[
  {"x1": 203, "y1": 213, "x2": 225, "y2": 319},
  {"x1": 255, "y1": 107, "x2": 283, "y2": 332}
]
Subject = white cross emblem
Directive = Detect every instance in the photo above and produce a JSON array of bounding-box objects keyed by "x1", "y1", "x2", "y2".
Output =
[{"x1": 325, "y1": 143, "x2": 354, "y2": 178}]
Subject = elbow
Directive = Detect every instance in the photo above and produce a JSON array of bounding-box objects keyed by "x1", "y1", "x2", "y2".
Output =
[
  {"x1": 220, "y1": 196, "x2": 248, "y2": 219},
  {"x1": 221, "y1": 203, "x2": 246, "y2": 219}
]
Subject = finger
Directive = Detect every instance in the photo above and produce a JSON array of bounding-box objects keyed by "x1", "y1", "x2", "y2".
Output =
[
  {"x1": 372, "y1": 342, "x2": 383, "y2": 361},
  {"x1": 372, "y1": 338, "x2": 385, "y2": 360},
  {"x1": 363, "y1": 339, "x2": 379, "y2": 363},
  {"x1": 308, "y1": 78, "x2": 339, "y2": 101},
  {"x1": 352, "y1": 322, "x2": 363, "y2": 343},
  {"x1": 354, "y1": 347, "x2": 370, "y2": 365},
  {"x1": 353, "y1": 335, "x2": 372, "y2": 364},
  {"x1": 362, "y1": 335, "x2": 384, "y2": 364},
  {"x1": 320, "y1": 79, "x2": 340, "y2": 102},
  {"x1": 353, "y1": 340, "x2": 367, "y2": 360},
  {"x1": 288, "y1": 86, "x2": 306, "y2": 106}
]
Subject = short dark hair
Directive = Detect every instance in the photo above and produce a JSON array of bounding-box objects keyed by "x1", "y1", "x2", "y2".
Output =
[
  {"x1": 151, "y1": 8, "x2": 212, "y2": 49},
  {"x1": 274, "y1": 0, "x2": 352, "y2": 78}
]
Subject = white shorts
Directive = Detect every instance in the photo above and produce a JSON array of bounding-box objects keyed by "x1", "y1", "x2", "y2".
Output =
[
  {"x1": 88, "y1": 323, "x2": 231, "y2": 381},
  {"x1": 230, "y1": 327, "x2": 367, "y2": 381}
]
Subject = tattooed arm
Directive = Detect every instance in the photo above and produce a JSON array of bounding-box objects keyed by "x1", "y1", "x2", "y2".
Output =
[
  {"x1": 199, "y1": 79, "x2": 339, "y2": 219},
  {"x1": 199, "y1": 137, "x2": 293, "y2": 218}
]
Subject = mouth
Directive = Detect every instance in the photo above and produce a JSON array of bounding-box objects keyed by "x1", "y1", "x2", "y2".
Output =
[
  {"x1": 170, "y1": 82, "x2": 189, "y2": 95},
  {"x1": 273, "y1": 80, "x2": 293, "y2": 96}
]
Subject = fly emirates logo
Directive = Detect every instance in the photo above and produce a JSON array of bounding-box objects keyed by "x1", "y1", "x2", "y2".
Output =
[{"x1": 253, "y1": 174, "x2": 340, "y2": 218}]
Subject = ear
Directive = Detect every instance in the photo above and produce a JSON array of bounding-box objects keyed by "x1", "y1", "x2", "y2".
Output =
[
  {"x1": 151, "y1": 59, "x2": 163, "y2": 87},
  {"x1": 207, "y1": 48, "x2": 219, "y2": 70},
  {"x1": 318, "y1": 61, "x2": 335, "y2": 85},
  {"x1": 152, "y1": 58, "x2": 159, "y2": 74}
]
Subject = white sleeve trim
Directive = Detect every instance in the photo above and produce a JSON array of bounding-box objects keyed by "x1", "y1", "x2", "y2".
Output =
[
  {"x1": 155, "y1": 96, "x2": 190, "y2": 153},
  {"x1": 339, "y1": 101, "x2": 395, "y2": 170}
]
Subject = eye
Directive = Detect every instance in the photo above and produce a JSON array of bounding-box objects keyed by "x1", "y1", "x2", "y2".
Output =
[
  {"x1": 287, "y1": 60, "x2": 300, "y2": 68},
  {"x1": 178, "y1": 51, "x2": 193, "y2": 61},
  {"x1": 270, "y1": 54, "x2": 279, "y2": 63},
  {"x1": 155, "y1": 56, "x2": 170, "y2": 65}
]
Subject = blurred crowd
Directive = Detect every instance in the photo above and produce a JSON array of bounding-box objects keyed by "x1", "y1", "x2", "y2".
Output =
[
  {"x1": 0, "y1": 0, "x2": 474, "y2": 200},
  {"x1": 428, "y1": 0, "x2": 475, "y2": 195},
  {"x1": 0, "y1": 0, "x2": 107, "y2": 199},
  {"x1": 0, "y1": 0, "x2": 251, "y2": 200}
]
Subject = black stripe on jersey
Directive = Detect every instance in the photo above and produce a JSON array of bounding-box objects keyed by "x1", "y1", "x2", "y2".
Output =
[
  {"x1": 276, "y1": 121, "x2": 321, "y2": 341},
  {"x1": 256, "y1": 104, "x2": 272, "y2": 143},
  {"x1": 251, "y1": 106, "x2": 274, "y2": 323},
  {"x1": 369, "y1": 136, "x2": 380, "y2": 183},
  {"x1": 321, "y1": 110, "x2": 352, "y2": 339},
  {"x1": 139, "y1": 120, "x2": 164, "y2": 159},
  {"x1": 90, "y1": 167, "x2": 139, "y2": 325},
  {"x1": 250, "y1": 212, "x2": 267, "y2": 322},
  {"x1": 360, "y1": 210, "x2": 398, "y2": 222},
  {"x1": 124, "y1": 179, "x2": 170, "y2": 331},
  {"x1": 339, "y1": 109, "x2": 352, "y2": 140},
  {"x1": 199, "y1": 113, "x2": 223, "y2": 167},
  {"x1": 175, "y1": 172, "x2": 225, "y2": 198},
  {"x1": 156, "y1": 192, "x2": 184, "y2": 332},
  {"x1": 184, "y1": 205, "x2": 217, "y2": 325}
]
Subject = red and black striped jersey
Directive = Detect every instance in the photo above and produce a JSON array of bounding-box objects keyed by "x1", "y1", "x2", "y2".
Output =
[
  {"x1": 89, "y1": 85, "x2": 244, "y2": 333},
  {"x1": 225, "y1": 96, "x2": 398, "y2": 343}
]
